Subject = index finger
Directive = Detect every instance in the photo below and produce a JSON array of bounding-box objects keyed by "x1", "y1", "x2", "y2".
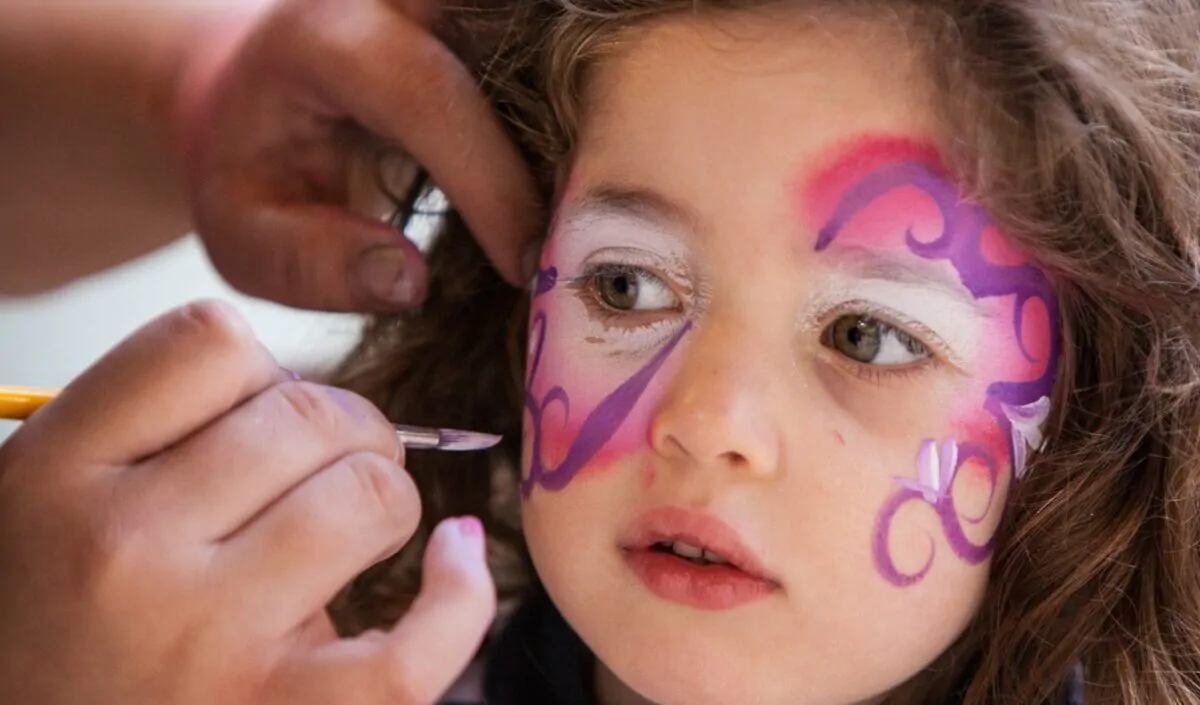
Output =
[
  {"x1": 11, "y1": 300, "x2": 280, "y2": 472},
  {"x1": 300, "y1": 4, "x2": 542, "y2": 285}
]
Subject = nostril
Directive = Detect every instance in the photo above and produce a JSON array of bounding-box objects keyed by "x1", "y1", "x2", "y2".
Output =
[{"x1": 720, "y1": 451, "x2": 749, "y2": 467}]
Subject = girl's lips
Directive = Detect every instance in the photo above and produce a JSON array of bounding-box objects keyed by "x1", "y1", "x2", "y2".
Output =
[{"x1": 618, "y1": 506, "x2": 781, "y2": 610}]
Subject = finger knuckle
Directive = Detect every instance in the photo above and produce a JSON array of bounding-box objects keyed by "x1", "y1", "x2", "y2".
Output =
[
  {"x1": 275, "y1": 381, "x2": 349, "y2": 439},
  {"x1": 75, "y1": 503, "x2": 157, "y2": 607},
  {"x1": 275, "y1": 382, "x2": 398, "y2": 456},
  {"x1": 339, "y1": 452, "x2": 414, "y2": 529},
  {"x1": 167, "y1": 299, "x2": 256, "y2": 353}
]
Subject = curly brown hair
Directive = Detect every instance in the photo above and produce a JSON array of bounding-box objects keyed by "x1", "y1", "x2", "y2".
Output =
[{"x1": 328, "y1": 1, "x2": 1200, "y2": 703}]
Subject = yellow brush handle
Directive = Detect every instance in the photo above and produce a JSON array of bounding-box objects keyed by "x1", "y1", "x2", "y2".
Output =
[{"x1": 0, "y1": 386, "x2": 58, "y2": 421}]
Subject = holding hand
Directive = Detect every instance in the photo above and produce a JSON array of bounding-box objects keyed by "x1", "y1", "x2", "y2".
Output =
[
  {"x1": 1, "y1": 0, "x2": 537, "y2": 307},
  {"x1": 0, "y1": 301, "x2": 496, "y2": 705},
  {"x1": 184, "y1": 0, "x2": 539, "y2": 310}
]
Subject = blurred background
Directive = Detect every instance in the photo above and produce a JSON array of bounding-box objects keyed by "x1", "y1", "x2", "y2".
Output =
[
  {"x1": 0, "y1": 236, "x2": 364, "y2": 442},
  {"x1": 0, "y1": 182, "x2": 445, "y2": 443}
]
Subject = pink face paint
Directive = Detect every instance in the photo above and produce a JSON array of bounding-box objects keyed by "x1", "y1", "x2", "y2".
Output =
[
  {"x1": 522, "y1": 187, "x2": 696, "y2": 496},
  {"x1": 806, "y1": 136, "x2": 1060, "y2": 586},
  {"x1": 523, "y1": 232, "x2": 691, "y2": 495},
  {"x1": 523, "y1": 289, "x2": 690, "y2": 495}
]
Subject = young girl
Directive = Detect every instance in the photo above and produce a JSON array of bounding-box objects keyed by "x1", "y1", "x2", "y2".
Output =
[{"x1": 329, "y1": 0, "x2": 1200, "y2": 703}]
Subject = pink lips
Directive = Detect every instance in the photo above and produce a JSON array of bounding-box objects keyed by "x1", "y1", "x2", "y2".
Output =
[{"x1": 619, "y1": 506, "x2": 780, "y2": 610}]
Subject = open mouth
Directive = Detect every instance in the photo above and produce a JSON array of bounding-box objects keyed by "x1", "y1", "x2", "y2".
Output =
[
  {"x1": 650, "y1": 540, "x2": 733, "y2": 567},
  {"x1": 619, "y1": 507, "x2": 779, "y2": 610}
]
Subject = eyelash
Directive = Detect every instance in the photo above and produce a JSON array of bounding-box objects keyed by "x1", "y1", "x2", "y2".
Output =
[
  {"x1": 562, "y1": 266, "x2": 954, "y2": 383},
  {"x1": 566, "y1": 262, "x2": 685, "y2": 331},
  {"x1": 816, "y1": 300, "x2": 953, "y2": 385}
]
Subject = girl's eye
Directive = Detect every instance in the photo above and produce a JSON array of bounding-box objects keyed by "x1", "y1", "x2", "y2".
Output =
[
  {"x1": 823, "y1": 314, "x2": 930, "y2": 365},
  {"x1": 592, "y1": 266, "x2": 678, "y2": 312}
]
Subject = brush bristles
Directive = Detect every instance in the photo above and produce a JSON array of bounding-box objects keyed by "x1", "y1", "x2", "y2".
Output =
[{"x1": 434, "y1": 429, "x2": 503, "y2": 451}]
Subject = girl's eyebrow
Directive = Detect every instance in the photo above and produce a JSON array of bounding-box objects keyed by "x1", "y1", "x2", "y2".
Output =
[
  {"x1": 561, "y1": 184, "x2": 702, "y2": 235},
  {"x1": 821, "y1": 246, "x2": 987, "y2": 315}
]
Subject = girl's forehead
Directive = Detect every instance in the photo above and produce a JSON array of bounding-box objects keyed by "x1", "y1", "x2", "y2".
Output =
[
  {"x1": 568, "y1": 9, "x2": 945, "y2": 227},
  {"x1": 580, "y1": 9, "x2": 937, "y2": 130}
]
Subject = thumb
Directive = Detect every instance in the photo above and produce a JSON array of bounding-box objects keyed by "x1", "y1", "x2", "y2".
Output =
[
  {"x1": 388, "y1": 515, "x2": 497, "y2": 690},
  {"x1": 273, "y1": 517, "x2": 496, "y2": 705}
]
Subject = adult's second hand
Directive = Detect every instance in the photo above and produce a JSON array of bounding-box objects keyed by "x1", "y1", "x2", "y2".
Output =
[{"x1": 182, "y1": 0, "x2": 541, "y2": 312}]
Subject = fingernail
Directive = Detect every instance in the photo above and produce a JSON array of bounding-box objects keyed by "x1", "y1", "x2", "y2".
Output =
[
  {"x1": 455, "y1": 515, "x2": 484, "y2": 539},
  {"x1": 359, "y1": 246, "x2": 418, "y2": 306},
  {"x1": 281, "y1": 367, "x2": 303, "y2": 381},
  {"x1": 449, "y1": 516, "x2": 485, "y2": 557}
]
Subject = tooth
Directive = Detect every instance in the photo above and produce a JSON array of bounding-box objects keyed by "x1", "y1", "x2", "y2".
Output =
[
  {"x1": 671, "y1": 541, "x2": 704, "y2": 559},
  {"x1": 702, "y1": 550, "x2": 727, "y2": 564}
]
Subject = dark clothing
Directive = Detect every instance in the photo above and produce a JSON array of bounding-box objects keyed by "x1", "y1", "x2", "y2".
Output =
[{"x1": 444, "y1": 589, "x2": 1083, "y2": 705}]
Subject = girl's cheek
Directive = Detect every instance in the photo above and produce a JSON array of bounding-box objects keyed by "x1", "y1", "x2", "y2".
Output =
[
  {"x1": 949, "y1": 291, "x2": 1056, "y2": 493},
  {"x1": 528, "y1": 317, "x2": 683, "y2": 489}
]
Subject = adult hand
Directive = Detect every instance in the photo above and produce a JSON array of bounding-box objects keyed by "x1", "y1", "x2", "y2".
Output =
[
  {"x1": 0, "y1": 301, "x2": 496, "y2": 705},
  {"x1": 183, "y1": 0, "x2": 539, "y2": 311}
]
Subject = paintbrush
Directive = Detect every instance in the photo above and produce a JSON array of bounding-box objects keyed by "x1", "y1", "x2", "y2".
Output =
[{"x1": 0, "y1": 385, "x2": 501, "y2": 452}]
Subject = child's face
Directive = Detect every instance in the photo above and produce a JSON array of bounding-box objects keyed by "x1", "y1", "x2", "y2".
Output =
[{"x1": 520, "y1": 10, "x2": 1057, "y2": 705}]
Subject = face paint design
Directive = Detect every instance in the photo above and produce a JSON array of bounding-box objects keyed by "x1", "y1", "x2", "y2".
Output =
[
  {"x1": 809, "y1": 137, "x2": 1060, "y2": 586},
  {"x1": 873, "y1": 439, "x2": 1003, "y2": 585},
  {"x1": 1002, "y1": 397, "x2": 1052, "y2": 480},
  {"x1": 895, "y1": 438, "x2": 960, "y2": 505},
  {"x1": 523, "y1": 256, "x2": 691, "y2": 497}
]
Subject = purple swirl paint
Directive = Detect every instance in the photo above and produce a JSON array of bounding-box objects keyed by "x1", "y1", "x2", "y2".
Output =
[
  {"x1": 815, "y1": 156, "x2": 1060, "y2": 586},
  {"x1": 522, "y1": 267, "x2": 691, "y2": 496}
]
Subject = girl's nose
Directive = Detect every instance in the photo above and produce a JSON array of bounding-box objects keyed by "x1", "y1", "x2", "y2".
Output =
[{"x1": 647, "y1": 318, "x2": 783, "y2": 480}]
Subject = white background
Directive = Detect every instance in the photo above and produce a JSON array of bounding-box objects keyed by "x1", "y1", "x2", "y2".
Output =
[{"x1": 0, "y1": 236, "x2": 364, "y2": 442}]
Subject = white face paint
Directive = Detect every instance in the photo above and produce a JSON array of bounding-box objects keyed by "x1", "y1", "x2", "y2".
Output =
[
  {"x1": 806, "y1": 273, "x2": 986, "y2": 373},
  {"x1": 550, "y1": 209, "x2": 695, "y2": 357},
  {"x1": 1001, "y1": 396, "x2": 1052, "y2": 478}
]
